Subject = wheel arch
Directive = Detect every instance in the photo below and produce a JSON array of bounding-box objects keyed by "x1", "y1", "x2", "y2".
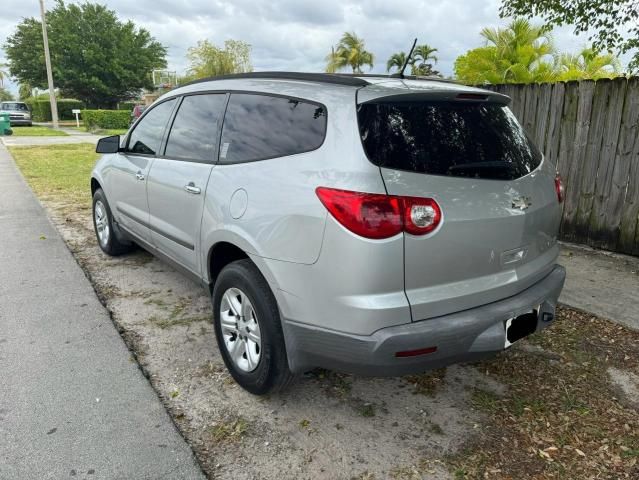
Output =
[
  {"x1": 90, "y1": 177, "x2": 102, "y2": 196},
  {"x1": 207, "y1": 241, "x2": 250, "y2": 290},
  {"x1": 205, "y1": 240, "x2": 283, "y2": 303},
  {"x1": 207, "y1": 240, "x2": 299, "y2": 376}
]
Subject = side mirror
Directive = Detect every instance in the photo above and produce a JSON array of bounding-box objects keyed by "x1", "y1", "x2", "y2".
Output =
[{"x1": 96, "y1": 135, "x2": 121, "y2": 154}]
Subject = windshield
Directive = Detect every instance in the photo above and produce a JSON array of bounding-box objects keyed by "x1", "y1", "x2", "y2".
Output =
[
  {"x1": 1, "y1": 103, "x2": 29, "y2": 112},
  {"x1": 357, "y1": 100, "x2": 542, "y2": 181}
]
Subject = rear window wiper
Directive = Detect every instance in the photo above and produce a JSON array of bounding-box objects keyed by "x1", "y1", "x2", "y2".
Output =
[{"x1": 447, "y1": 161, "x2": 510, "y2": 173}]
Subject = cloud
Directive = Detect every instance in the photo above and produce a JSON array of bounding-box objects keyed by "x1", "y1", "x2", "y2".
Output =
[{"x1": 0, "y1": 0, "x2": 628, "y2": 96}]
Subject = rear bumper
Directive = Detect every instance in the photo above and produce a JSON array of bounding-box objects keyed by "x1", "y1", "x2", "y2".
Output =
[{"x1": 283, "y1": 264, "x2": 566, "y2": 375}]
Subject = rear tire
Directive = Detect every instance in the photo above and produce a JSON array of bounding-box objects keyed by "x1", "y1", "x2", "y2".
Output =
[
  {"x1": 212, "y1": 259, "x2": 294, "y2": 394},
  {"x1": 92, "y1": 188, "x2": 132, "y2": 256}
]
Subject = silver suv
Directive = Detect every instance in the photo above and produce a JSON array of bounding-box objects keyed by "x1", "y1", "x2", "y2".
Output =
[{"x1": 91, "y1": 72, "x2": 566, "y2": 394}]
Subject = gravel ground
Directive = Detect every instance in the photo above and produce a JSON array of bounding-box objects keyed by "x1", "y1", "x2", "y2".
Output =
[
  {"x1": 37, "y1": 199, "x2": 639, "y2": 480},
  {"x1": 51, "y1": 203, "x2": 496, "y2": 480}
]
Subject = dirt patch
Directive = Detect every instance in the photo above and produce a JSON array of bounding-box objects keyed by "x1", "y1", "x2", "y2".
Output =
[
  {"x1": 449, "y1": 306, "x2": 639, "y2": 479},
  {"x1": 40, "y1": 200, "x2": 639, "y2": 480},
  {"x1": 48, "y1": 203, "x2": 474, "y2": 479}
]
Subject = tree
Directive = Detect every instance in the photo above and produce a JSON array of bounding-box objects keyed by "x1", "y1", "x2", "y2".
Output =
[
  {"x1": 0, "y1": 63, "x2": 9, "y2": 88},
  {"x1": 325, "y1": 32, "x2": 374, "y2": 73},
  {"x1": 386, "y1": 52, "x2": 409, "y2": 73},
  {"x1": 454, "y1": 18, "x2": 556, "y2": 84},
  {"x1": 411, "y1": 45, "x2": 439, "y2": 76},
  {"x1": 500, "y1": 0, "x2": 638, "y2": 71},
  {"x1": 387, "y1": 44, "x2": 440, "y2": 76},
  {"x1": 18, "y1": 83, "x2": 33, "y2": 100},
  {"x1": 4, "y1": 1, "x2": 167, "y2": 107},
  {"x1": 325, "y1": 47, "x2": 341, "y2": 73},
  {"x1": 0, "y1": 88, "x2": 13, "y2": 102},
  {"x1": 555, "y1": 47, "x2": 621, "y2": 81},
  {"x1": 186, "y1": 39, "x2": 252, "y2": 79}
]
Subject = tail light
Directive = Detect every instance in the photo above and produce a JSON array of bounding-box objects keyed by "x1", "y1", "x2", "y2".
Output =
[
  {"x1": 402, "y1": 197, "x2": 442, "y2": 235},
  {"x1": 554, "y1": 174, "x2": 564, "y2": 203},
  {"x1": 315, "y1": 187, "x2": 442, "y2": 239},
  {"x1": 315, "y1": 188, "x2": 402, "y2": 239}
]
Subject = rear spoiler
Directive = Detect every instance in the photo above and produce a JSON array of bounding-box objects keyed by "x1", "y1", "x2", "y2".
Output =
[{"x1": 357, "y1": 88, "x2": 510, "y2": 106}]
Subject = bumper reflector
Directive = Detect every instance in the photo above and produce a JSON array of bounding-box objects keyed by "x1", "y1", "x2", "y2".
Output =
[{"x1": 395, "y1": 346, "x2": 438, "y2": 358}]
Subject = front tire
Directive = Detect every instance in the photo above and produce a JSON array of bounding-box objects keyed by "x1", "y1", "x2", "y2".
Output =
[
  {"x1": 92, "y1": 188, "x2": 132, "y2": 256},
  {"x1": 212, "y1": 259, "x2": 294, "y2": 394}
]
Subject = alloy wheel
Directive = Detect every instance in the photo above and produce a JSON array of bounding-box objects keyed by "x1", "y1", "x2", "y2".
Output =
[
  {"x1": 219, "y1": 287, "x2": 262, "y2": 372},
  {"x1": 94, "y1": 200, "x2": 110, "y2": 247}
]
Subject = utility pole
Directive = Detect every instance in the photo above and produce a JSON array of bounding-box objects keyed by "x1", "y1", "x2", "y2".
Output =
[{"x1": 39, "y1": 0, "x2": 59, "y2": 128}]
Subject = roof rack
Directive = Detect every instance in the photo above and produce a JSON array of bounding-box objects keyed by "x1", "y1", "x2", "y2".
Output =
[{"x1": 182, "y1": 71, "x2": 370, "y2": 87}]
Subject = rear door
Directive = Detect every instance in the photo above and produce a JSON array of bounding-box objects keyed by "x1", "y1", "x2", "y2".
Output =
[
  {"x1": 357, "y1": 93, "x2": 562, "y2": 321},
  {"x1": 146, "y1": 93, "x2": 227, "y2": 275},
  {"x1": 111, "y1": 98, "x2": 177, "y2": 241}
]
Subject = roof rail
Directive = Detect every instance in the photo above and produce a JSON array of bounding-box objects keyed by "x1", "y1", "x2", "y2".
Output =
[{"x1": 182, "y1": 71, "x2": 370, "y2": 88}]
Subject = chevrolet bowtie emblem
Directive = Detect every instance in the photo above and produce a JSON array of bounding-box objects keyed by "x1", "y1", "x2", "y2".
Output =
[{"x1": 511, "y1": 196, "x2": 532, "y2": 211}]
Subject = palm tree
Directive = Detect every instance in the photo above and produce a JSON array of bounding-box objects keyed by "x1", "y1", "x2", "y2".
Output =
[
  {"x1": 411, "y1": 45, "x2": 439, "y2": 76},
  {"x1": 386, "y1": 52, "x2": 408, "y2": 73},
  {"x1": 480, "y1": 18, "x2": 554, "y2": 82},
  {"x1": 325, "y1": 32, "x2": 374, "y2": 73},
  {"x1": 455, "y1": 18, "x2": 556, "y2": 84},
  {"x1": 325, "y1": 47, "x2": 341, "y2": 74},
  {"x1": 555, "y1": 47, "x2": 621, "y2": 81}
]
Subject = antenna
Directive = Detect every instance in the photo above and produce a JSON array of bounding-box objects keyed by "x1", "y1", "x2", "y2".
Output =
[{"x1": 396, "y1": 38, "x2": 417, "y2": 79}]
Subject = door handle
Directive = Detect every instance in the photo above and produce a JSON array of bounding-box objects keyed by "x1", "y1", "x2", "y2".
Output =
[
  {"x1": 184, "y1": 182, "x2": 201, "y2": 195},
  {"x1": 135, "y1": 171, "x2": 145, "y2": 181}
]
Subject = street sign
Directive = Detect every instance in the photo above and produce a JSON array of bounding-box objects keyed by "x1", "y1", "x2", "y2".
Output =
[{"x1": 72, "y1": 109, "x2": 81, "y2": 114}]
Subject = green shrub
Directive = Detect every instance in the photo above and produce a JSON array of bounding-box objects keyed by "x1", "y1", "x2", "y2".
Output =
[
  {"x1": 25, "y1": 99, "x2": 84, "y2": 121},
  {"x1": 117, "y1": 102, "x2": 136, "y2": 111},
  {"x1": 82, "y1": 110, "x2": 130, "y2": 130}
]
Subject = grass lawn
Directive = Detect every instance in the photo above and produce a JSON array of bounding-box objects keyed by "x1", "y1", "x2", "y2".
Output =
[
  {"x1": 9, "y1": 144, "x2": 97, "y2": 207},
  {"x1": 11, "y1": 126, "x2": 68, "y2": 137}
]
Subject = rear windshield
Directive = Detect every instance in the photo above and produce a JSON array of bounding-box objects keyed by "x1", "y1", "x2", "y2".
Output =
[
  {"x1": 1, "y1": 103, "x2": 29, "y2": 111},
  {"x1": 358, "y1": 101, "x2": 542, "y2": 180}
]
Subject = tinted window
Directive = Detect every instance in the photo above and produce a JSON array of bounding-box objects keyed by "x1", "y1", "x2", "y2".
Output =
[
  {"x1": 126, "y1": 98, "x2": 176, "y2": 155},
  {"x1": 1, "y1": 102, "x2": 29, "y2": 111},
  {"x1": 358, "y1": 101, "x2": 541, "y2": 180},
  {"x1": 164, "y1": 94, "x2": 226, "y2": 161},
  {"x1": 220, "y1": 94, "x2": 326, "y2": 163}
]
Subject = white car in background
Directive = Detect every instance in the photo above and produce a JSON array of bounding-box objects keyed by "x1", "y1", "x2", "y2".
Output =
[{"x1": 0, "y1": 101, "x2": 32, "y2": 126}]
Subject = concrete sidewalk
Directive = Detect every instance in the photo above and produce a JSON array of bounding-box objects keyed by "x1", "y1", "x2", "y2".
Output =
[
  {"x1": 558, "y1": 242, "x2": 639, "y2": 331},
  {"x1": 1, "y1": 128, "x2": 102, "y2": 147},
  {"x1": 0, "y1": 144, "x2": 204, "y2": 479}
]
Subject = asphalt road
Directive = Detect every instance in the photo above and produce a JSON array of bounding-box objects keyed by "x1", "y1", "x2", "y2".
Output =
[{"x1": 0, "y1": 143, "x2": 205, "y2": 479}]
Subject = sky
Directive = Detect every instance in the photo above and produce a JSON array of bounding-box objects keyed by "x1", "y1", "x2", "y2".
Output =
[{"x1": 0, "y1": 0, "x2": 627, "y2": 96}]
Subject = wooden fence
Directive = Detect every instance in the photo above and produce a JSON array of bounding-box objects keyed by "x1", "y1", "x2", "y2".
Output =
[{"x1": 485, "y1": 78, "x2": 639, "y2": 256}]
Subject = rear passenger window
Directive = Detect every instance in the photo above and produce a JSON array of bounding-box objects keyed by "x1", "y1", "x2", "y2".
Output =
[
  {"x1": 219, "y1": 94, "x2": 326, "y2": 163},
  {"x1": 126, "y1": 98, "x2": 176, "y2": 155},
  {"x1": 164, "y1": 94, "x2": 227, "y2": 161}
]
